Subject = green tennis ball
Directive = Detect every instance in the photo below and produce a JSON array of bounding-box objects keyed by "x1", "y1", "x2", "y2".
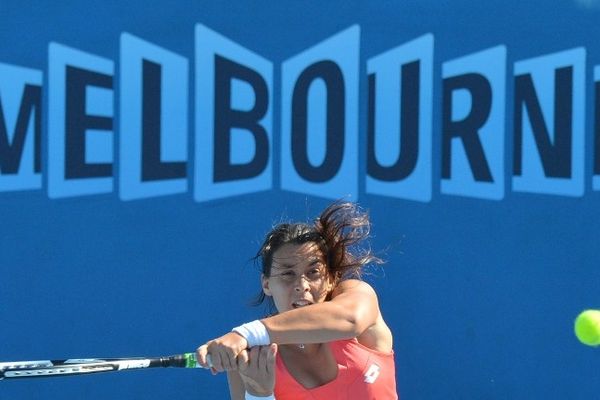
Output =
[{"x1": 574, "y1": 310, "x2": 600, "y2": 346}]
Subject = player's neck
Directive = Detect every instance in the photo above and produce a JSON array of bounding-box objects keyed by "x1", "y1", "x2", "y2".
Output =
[{"x1": 285, "y1": 342, "x2": 321, "y2": 355}]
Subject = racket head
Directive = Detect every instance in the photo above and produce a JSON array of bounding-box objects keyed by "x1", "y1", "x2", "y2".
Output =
[
  {"x1": 0, "y1": 353, "x2": 205, "y2": 380},
  {"x1": 0, "y1": 358, "x2": 150, "y2": 380}
]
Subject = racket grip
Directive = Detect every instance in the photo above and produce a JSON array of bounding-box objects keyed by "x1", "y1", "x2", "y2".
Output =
[{"x1": 155, "y1": 353, "x2": 201, "y2": 368}]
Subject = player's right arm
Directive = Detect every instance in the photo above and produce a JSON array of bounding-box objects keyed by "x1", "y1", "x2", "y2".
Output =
[
  {"x1": 227, "y1": 370, "x2": 245, "y2": 400},
  {"x1": 227, "y1": 345, "x2": 277, "y2": 399}
]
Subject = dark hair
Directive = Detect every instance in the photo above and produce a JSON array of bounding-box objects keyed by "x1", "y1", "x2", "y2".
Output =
[{"x1": 253, "y1": 201, "x2": 381, "y2": 307}]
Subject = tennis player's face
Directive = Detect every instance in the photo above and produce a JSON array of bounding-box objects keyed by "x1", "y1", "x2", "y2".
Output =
[{"x1": 262, "y1": 242, "x2": 333, "y2": 313}]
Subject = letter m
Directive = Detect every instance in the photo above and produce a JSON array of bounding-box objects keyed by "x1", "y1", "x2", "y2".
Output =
[{"x1": 0, "y1": 63, "x2": 42, "y2": 191}]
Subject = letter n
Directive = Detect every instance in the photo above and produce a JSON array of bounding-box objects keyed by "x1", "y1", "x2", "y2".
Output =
[
  {"x1": 513, "y1": 48, "x2": 585, "y2": 197},
  {"x1": 593, "y1": 65, "x2": 600, "y2": 191}
]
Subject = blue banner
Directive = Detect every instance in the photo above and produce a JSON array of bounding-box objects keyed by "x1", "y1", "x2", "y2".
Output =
[{"x1": 1, "y1": 2, "x2": 599, "y2": 399}]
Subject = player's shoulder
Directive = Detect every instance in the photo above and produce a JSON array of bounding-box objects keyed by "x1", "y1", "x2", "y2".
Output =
[{"x1": 333, "y1": 279, "x2": 378, "y2": 296}]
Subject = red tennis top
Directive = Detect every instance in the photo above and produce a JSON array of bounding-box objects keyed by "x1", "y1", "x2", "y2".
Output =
[{"x1": 273, "y1": 339, "x2": 398, "y2": 399}]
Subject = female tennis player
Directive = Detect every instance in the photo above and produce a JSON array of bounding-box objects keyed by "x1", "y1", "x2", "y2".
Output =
[{"x1": 196, "y1": 201, "x2": 397, "y2": 399}]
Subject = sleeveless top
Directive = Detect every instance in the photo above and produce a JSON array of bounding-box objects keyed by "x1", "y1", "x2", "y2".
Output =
[{"x1": 274, "y1": 339, "x2": 398, "y2": 399}]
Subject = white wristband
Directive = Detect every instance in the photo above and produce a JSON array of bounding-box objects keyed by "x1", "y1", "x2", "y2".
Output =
[
  {"x1": 232, "y1": 320, "x2": 271, "y2": 347},
  {"x1": 245, "y1": 392, "x2": 275, "y2": 400}
]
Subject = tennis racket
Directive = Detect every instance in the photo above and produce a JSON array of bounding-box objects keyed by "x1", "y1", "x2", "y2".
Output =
[{"x1": 0, "y1": 352, "x2": 210, "y2": 380}]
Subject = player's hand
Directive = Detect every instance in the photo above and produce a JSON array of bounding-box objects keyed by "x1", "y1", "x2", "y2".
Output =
[
  {"x1": 196, "y1": 332, "x2": 249, "y2": 373},
  {"x1": 236, "y1": 344, "x2": 277, "y2": 397}
]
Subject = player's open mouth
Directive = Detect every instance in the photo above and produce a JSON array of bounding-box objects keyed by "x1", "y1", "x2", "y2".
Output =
[{"x1": 292, "y1": 300, "x2": 313, "y2": 308}]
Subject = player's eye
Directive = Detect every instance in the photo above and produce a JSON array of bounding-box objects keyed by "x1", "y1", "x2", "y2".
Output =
[
  {"x1": 279, "y1": 271, "x2": 295, "y2": 281},
  {"x1": 307, "y1": 269, "x2": 323, "y2": 279}
]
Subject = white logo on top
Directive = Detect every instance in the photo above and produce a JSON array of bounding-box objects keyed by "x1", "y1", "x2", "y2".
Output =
[{"x1": 364, "y1": 363, "x2": 381, "y2": 384}]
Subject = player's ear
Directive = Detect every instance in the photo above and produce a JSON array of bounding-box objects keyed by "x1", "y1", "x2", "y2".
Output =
[
  {"x1": 328, "y1": 276, "x2": 335, "y2": 293},
  {"x1": 261, "y1": 274, "x2": 272, "y2": 296},
  {"x1": 324, "y1": 272, "x2": 337, "y2": 299}
]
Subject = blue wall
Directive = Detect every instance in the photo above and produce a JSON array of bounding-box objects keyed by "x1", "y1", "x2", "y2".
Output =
[{"x1": 1, "y1": 1, "x2": 599, "y2": 398}]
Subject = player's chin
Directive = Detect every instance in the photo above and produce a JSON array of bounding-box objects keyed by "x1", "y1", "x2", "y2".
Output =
[{"x1": 273, "y1": 302, "x2": 292, "y2": 314}]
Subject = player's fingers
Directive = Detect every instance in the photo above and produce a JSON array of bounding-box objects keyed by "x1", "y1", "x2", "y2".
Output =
[
  {"x1": 266, "y1": 344, "x2": 277, "y2": 373},
  {"x1": 211, "y1": 351, "x2": 225, "y2": 372},
  {"x1": 257, "y1": 345, "x2": 269, "y2": 371},
  {"x1": 237, "y1": 349, "x2": 250, "y2": 372},
  {"x1": 248, "y1": 347, "x2": 259, "y2": 372},
  {"x1": 196, "y1": 344, "x2": 209, "y2": 368},
  {"x1": 220, "y1": 354, "x2": 231, "y2": 371},
  {"x1": 223, "y1": 349, "x2": 236, "y2": 371}
]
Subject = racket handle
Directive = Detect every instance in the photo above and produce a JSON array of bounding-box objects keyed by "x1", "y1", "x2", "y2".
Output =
[{"x1": 153, "y1": 353, "x2": 201, "y2": 368}]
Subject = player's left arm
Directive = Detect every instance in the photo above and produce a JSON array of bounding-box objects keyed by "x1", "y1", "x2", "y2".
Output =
[
  {"x1": 197, "y1": 279, "x2": 392, "y2": 372},
  {"x1": 261, "y1": 279, "x2": 387, "y2": 347}
]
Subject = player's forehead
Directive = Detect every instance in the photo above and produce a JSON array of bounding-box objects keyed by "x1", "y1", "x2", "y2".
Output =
[{"x1": 271, "y1": 242, "x2": 325, "y2": 269}]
